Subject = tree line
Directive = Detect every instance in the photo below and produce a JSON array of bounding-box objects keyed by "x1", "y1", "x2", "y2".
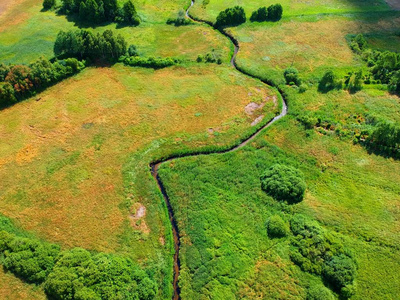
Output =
[
  {"x1": 0, "y1": 229, "x2": 157, "y2": 300},
  {"x1": 44, "y1": 0, "x2": 140, "y2": 25},
  {"x1": 0, "y1": 58, "x2": 84, "y2": 107},
  {"x1": 250, "y1": 4, "x2": 283, "y2": 22}
]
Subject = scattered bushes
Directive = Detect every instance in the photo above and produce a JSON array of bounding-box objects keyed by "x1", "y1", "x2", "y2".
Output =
[
  {"x1": 196, "y1": 49, "x2": 222, "y2": 64},
  {"x1": 344, "y1": 70, "x2": 363, "y2": 93},
  {"x1": 266, "y1": 215, "x2": 289, "y2": 238},
  {"x1": 284, "y1": 67, "x2": 301, "y2": 86},
  {"x1": 318, "y1": 70, "x2": 341, "y2": 92},
  {"x1": 290, "y1": 215, "x2": 357, "y2": 298},
  {"x1": 250, "y1": 4, "x2": 283, "y2": 22},
  {"x1": 54, "y1": 29, "x2": 127, "y2": 61},
  {"x1": 167, "y1": 10, "x2": 192, "y2": 26},
  {"x1": 215, "y1": 6, "x2": 246, "y2": 27},
  {"x1": 260, "y1": 164, "x2": 306, "y2": 204},
  {"x1": 0, "y1": 58, "x2": 85, "y2": 107},
  {"x1": 58, "y1": 0, "x2": 140, "y2": 26}
]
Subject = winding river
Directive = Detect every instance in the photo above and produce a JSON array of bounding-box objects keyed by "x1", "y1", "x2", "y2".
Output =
[{"x1": 150, "y1": 2, "x2": 288, "y2": 299}]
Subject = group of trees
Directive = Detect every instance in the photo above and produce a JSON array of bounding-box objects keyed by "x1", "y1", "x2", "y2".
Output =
[
  {"x1": 283, "y1": 67, "x2": 301, "y2": 86},
  {"x1": 0, "y1": 230, "x2": 157, "y2": 300},
  {"x1": 215, "y1": 6, "x2": 246, "y2": 27},
  {"x1": 0, "y1": 58, "x2": 84, "y2": 107},
  {"x1": 350, "y1": 34, "x2": 400, "y2": 93},
  {"x1": 54, "y1": 0, "x2": 140, "y2": 25},
  {"x1": 318, "y1": 69, "x2": 363, "y2": 93},
  {"x1": 365, "y1": 120, "x2": 400, "y2": 158},
  {"x1": 54, "y1": 29, "x2": 127, "y2": 61},
  {"x1": 260, "y1": 164, "x2": 306, "y2": 204},
  {"x1": 196, "y1": 49, "x2": 222, "y2": 64},
  {"x1": 289, "y1": 215, "x2": 357, "y2": 298},
  {"x1": 250, "y1": 4, "x2": 283, "y2": 22}
]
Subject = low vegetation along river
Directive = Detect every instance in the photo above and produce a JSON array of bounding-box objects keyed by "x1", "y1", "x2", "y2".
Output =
[{"x1": 150, "y1": 1, "x2": 289, "y2": 299}]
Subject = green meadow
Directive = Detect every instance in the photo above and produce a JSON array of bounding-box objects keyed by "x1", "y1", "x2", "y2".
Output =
[{"x1": 0, "y1": 0, "x2": 399, "y2": 298}]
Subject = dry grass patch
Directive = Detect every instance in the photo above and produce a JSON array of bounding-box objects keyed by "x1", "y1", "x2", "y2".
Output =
[{"x1": 0, "y1": 268, "x2": 46, "y2": 300}]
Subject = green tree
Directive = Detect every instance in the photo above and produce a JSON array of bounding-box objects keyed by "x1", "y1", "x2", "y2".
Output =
[
  {"x1": 123, "y1": 0, "x2": 140, "y2": 25},
  {"x1": 266, "y1": 215, "x2": 289, "y2": 238},
  {"x1": 250, "y1": 7, "x2": 268, "y2": 22},
  {"x1": 284, "y1": 67, "x2": 301, "y2": 86},
  {"x1": 307, "y1": 285, "x2": 335, "y2": 300},
  {"x1": 267, "y1": 4, "x2": 283, "y2": 21},
  {"x1": 215, "y1": 6, "x2": 246, "y2": 27},
  {"x1": 318, "y1": 70, "x2": 338, "y2": 92},
  {"x1": 260, "y1": 164, "x2": 306, "y2": 203}
]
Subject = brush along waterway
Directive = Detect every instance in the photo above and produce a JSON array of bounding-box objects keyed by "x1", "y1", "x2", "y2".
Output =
[{"x1": 150, "y1": 1, "x2": 288, "y2": 298}]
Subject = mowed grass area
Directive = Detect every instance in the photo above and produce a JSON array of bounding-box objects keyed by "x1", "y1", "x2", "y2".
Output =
[
  {"x1": 0, "y1": 63, "x2": 279, "y2": 296},
  {"x1": 190, "y1": 0, "x2": 392, "y2": 23},
  {"x1": 0, "y1": 0, "x2": 231, "y2": 64}
]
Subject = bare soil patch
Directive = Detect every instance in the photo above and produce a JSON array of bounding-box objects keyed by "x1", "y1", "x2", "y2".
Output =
[
  {"x1": 129, "y1": 203, "x2": 150, "y2": 234},
  {"x1": 385, "y1": 0, "x2": 400, "y2": 10}
]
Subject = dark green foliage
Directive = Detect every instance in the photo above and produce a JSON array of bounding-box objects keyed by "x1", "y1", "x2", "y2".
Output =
[
  {"x1": 123, "y1": 56, "x2": 178, "y2": 69},
  {"x1": 267, "y1": 4, "x2": 283, "y2": 21},
  {"x1": 318, "y1": 70, "x2": 339, "y2": 92},
  {"x1": 215, "y1": 6, "x2": 246, "y2": 28},
  {"x1": 127, "y1": 44, "x2": 139, "y2": 57},
  {"x1": 266, "y1": 215, "x2": 289, "y2": 238},
  {"x1": 43, "y1": 0, "x2": 56, "y2": 10},
  {"x1": 251, "y1": 4, "x2": 283, "y2": 22},
  {"x1": 167, "y1": 10, "x2": 192, "y2": 26},
  {"x1": 260, "y1": 164, "x2": 306, "y2": 203},
  {"x1": 250, "y1": 7, "x2": 268, "y2": 22},
  {"x1": 54, "y1": 29, "x2": 127, "y2": 61},
  {"x1": 307, "y1": 285, "x2": 334, "y2": 300},
  {"x1": 61, "y1": 0, "x2": 138, "y2": 25},
  {"x1": 350, "y1": 34, "x2": 367, "y2": 53},
  {"x1": 197, "y1": 49, "x2": 222, "y2": 64},
  {"x1": 344, "y1": 70, "x2": 363, "y2": 93},
  {"x1": 0, "y1": 231, "x2": 60, "y2": 284},
  {"x1": 389, "y1": 70, "x2": 400, "y2": 92},
  {"x1": 365, "y1": 120, "x2": 400, "y2": 157},
  {"x1": 284, "y1": 67, "x2": 301, "y2": 86},
  {"x1": 289, "y1": 215, "x2": 357, "y2": 298},
  {"x1": 0, "y1": 58, "x2": 84, "y2": 107},
  {"x1": 122, "y1": 0, "x2": 140, "y2": 25},
  {"x1": 44, "y1": 248, "x2": 157, "y2": 300}
]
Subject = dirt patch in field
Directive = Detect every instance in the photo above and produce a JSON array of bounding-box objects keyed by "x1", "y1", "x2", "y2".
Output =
[
  {"x1": 385, "y1": 0, "x2": 400, "y2": 10},
  {"x1": 129, "y1": 203, "x2": 150, "y2": 234},
  {"x1": 15, "y1": 144, "x2": 38, "y2": 164}
]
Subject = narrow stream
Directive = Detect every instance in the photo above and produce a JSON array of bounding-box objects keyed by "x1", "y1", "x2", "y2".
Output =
[{"x1": 150, "y1": 2, "x2": 288, "y2": 299}]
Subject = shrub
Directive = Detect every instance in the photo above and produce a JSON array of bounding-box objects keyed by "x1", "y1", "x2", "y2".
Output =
[
  {"x1": 250, "y1": 7, "x2": 268, "y2": 22},
  {"x1": 123, "y1": 0, "x2": 140, "y2": 25},
  {"x1": 350, "y1": 34, "x2": 367, "y2": 53},
  {"x1": 323, "y1": 254, "x2": 357, "y2": 296},
  {"x1": 260, "y1": 164, "x2": 306, "y2": 203},
  {"x1": 266, "y1": 215, "x2": 289, "y2": 238},
  {"x1": 43, "y1": 0, "x2": 56, "y2": 9},
  {"x1": 123, "y1": 56, "x2": 178, "y2": 69},
  {"x1": 284, "y1": 67, "x2": 301, "y2": 86},
  {"x1": 318, "y1": 70, "x2": 338, "y2": 92},
  {"x1": 307, "y1": 285, "x2": 335, "y2": 300},
  {"x1": 215, "y1": 6, "x2": 246, "y2": 27},
  {"x1": 267, "y1": 4, "x2": 283, "y2": 21},
  {"x1": 344, "y1": 70, "x2": 363, "y2": 92},
  {"x1": 127, "y1": 44, "x2": 139, "y2": 57},
  {"x1": 167, "y1": 10, "x2": 192, "y2": 26}
]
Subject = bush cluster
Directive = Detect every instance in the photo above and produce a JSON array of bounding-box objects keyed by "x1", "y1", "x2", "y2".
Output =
[
  {"x1": 0, "y1": 230, "x2": 157, "y2": 300},
  {"x1": 122, "y1": 56, "x2": 178, "y2": 69},
  {"x1": 43, "y1": 0, "x2": 56, "y2": 9},
  {"x1": 54, "y1": 29, "x2": 127, "y2": 61},
  {"x1": 0, "y1": 58, "x2": 84, "y2": 107},
  {"x1": 167, "y1": 10, "x2": 192, "y2": 26},
  {"x1": 266, "y1": 215, "x2": 289, "y2": 238},
  {"x1": 58, "y1": 0, "x2": 140, "y2": 25},
  {"x1": 365, "y1": 120, "x2": 400, "y2": 158},
  {"x1": 349, "y1": 34, "x2": 400, "y2": 93},
  {"x1": 250, "y1": 4, "x2": 283, "y2": 22},
  {"x1": 215, "y1": 6, "x2": 246, "y2": 27},
  {"x1": 290, "y1": 215, "x2": 357, "y2": 298},
  {"x1": 196, "y1": 49, "x2": 222, "y2": 64},
  {"x1": 260, "y1": 164, "x2": 306, "y2": 204},
  {"x1": 284, "y1": 67, "x2": 301, "y2": 86}
]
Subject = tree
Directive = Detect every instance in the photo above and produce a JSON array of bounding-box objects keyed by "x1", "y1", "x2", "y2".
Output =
[
  {"x1": 43, "y1": 0, "x2": 56, "y2": 10},
  {"x1": 0, "y1": 82, "x2": 16, "y2": 105},
  {"x1": 266, "y1": 215, "x2": 289, "y2": 238},
  {"x1": 260, "y1": 164, "x2": 306, "y2": 203},
  {"x1": 307, "y1": 285, "x2": 335, "y2": 300},
  {"x1": 215, "y1": 6, "x2": 246, "y2": 27},
  {"x1": 318, "y1": 70, "x2": 338, "y2": 92},
  {"x1": 123, "y1": 0, "x2": 140, "y2": 25},
  {"x1": 284, "y1": 67, "x2": 301, "y2": 86},
  {"x1": 250, "y1": 7, "x2": 268, "y2": 22},
  {"x1": 267, "y1": 4, "x2": 283, "y2": 21},
  {"x1": 323, "y1": 254, "x2": 357, "y2": 297}
]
